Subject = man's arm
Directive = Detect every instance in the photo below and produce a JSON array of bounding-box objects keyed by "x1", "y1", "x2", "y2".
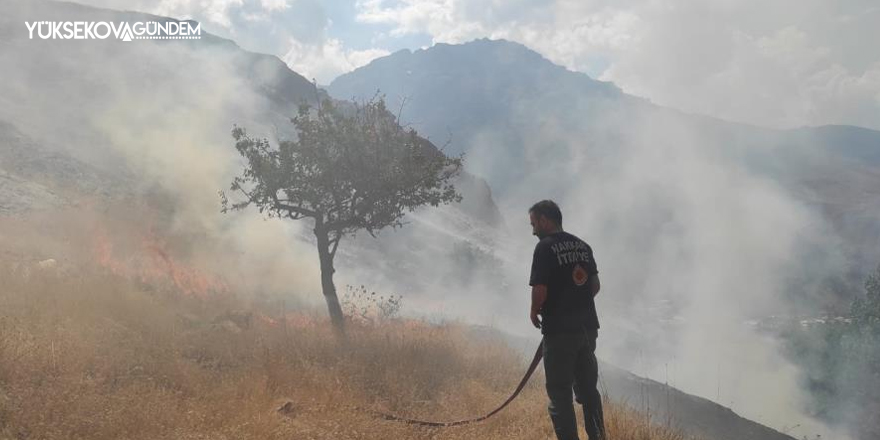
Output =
[
  {"x1": 530, "y1": 284, "x2": 548, "y2": 328},
  {"x1": 588, "y1": 274, "x2": 601, "y2": 297}
]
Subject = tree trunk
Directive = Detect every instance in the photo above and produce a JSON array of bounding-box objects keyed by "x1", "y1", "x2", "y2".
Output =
[{"x1": 314, "y1": 225, "x2": 345, "y2": 333}]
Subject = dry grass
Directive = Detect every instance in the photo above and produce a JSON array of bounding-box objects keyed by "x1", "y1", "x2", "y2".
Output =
[{"x1": 0, "y1": 261, "x2": 696, "y2": 440}]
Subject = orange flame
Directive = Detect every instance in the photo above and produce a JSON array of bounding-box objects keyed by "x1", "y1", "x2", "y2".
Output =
[{"x1": 92, "y1": 228, "x2": 228, "y2": 298}]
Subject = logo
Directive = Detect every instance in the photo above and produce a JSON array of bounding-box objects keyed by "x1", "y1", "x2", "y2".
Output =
[
  {"x1": 572, "y1": 264, "x2": 589, "y2": 287},
  {"x1": 25, "y1": 21, "x2": 201, "y2": 42}
]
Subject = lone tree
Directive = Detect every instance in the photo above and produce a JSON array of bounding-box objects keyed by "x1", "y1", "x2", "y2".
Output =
[{"x1": 222, "y1": 97, "x2": 462, "y2": 331}]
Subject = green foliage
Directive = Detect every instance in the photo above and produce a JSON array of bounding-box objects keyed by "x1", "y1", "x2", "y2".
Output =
[
  {"x1": 222, "y1": 97, "x2": 463, "y2": 238},
  {"x1": 783, "y1": 264, "x2": 880, "y2": 439},
  {"x1": 851, "y1": 264, "x2": 880, "y2": 325},
  {"x1": 221, "y1": 96, "x2": 462, "y2": 329}
]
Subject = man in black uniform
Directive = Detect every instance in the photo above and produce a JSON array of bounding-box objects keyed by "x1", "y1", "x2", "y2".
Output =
[{"x1": 528, "y1": 200, "x2": 605, "y2": 440}]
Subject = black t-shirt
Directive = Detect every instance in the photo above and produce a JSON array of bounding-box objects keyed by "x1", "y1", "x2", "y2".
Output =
[{"x1": 529, "y1": 231, "x2": 600, "y2": 334}]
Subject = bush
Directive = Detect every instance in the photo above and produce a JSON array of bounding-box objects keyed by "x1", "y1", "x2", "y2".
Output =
[
  {"x1": 341, "y1": 284, "x2": 403, "y2": 323},
  {"x1": 783, "y1": 264, "x2": 880, "y2": 440}
]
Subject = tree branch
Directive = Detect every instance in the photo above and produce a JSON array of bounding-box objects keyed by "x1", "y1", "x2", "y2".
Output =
[
  {"x1": 236, "y1": 186, "x2": 256, "y2": 202},
  {"x1": 329, "y1": 231, "x2": 342, "y2": 259},
  {"x1": 272, "y1": 193, "x2": 318, "y2": 218}
]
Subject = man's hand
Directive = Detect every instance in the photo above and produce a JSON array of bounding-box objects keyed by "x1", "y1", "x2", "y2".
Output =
[
  {"x1": 530, "y1": 309, "x2": 542, "y2": 329},
  {"x1": 530, "y1": 284, "x2": 548, "y2": 330}
]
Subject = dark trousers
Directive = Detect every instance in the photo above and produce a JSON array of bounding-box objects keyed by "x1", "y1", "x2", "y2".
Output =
[{"x1": 542, "y1": 328, "x2": 605, "y2": 440}]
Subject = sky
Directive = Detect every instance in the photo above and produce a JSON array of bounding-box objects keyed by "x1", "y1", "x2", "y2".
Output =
[{"x1": 73, "y1": 0, "x2": 880, "y2": 131}]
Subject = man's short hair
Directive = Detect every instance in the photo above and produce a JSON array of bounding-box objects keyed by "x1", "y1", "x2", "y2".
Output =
[{"x1": 529, "y1": 200, "x2": 562, "y2": 227}]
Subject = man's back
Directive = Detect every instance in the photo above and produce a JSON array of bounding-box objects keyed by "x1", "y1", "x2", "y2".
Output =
[{"x1": 529, "y1": 231, "x2": 600, "y2": 334}]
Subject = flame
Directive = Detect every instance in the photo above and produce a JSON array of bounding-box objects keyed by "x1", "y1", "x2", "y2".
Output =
[
  {"x1": 92, "y1": 227, "x2": 228, "y2": 298},
  {"x1": 257, "y1": 313, "x2": 279, "y2": 326},
  {"x1": 284, "y1": 312, "x2": 318, "y2": 329},
  {"x1": 140, "y1": 232, "x2": 228, "y2": 298},
  {"x1": 94, "y1": 229, "x2": 129, "y2": 276}
]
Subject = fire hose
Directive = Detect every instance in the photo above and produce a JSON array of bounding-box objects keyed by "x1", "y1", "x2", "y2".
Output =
[{"x1": 367, "y1": 341, "x2": 544, "y2": 427}]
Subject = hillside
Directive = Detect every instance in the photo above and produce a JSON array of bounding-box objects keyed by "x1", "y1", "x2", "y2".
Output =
[
  {"x1": 0, "y1": 202, "x2": 802, "y2": 440},
  {"x1": 0, "y1": 216, "x2": 699, "y2": 440}
]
